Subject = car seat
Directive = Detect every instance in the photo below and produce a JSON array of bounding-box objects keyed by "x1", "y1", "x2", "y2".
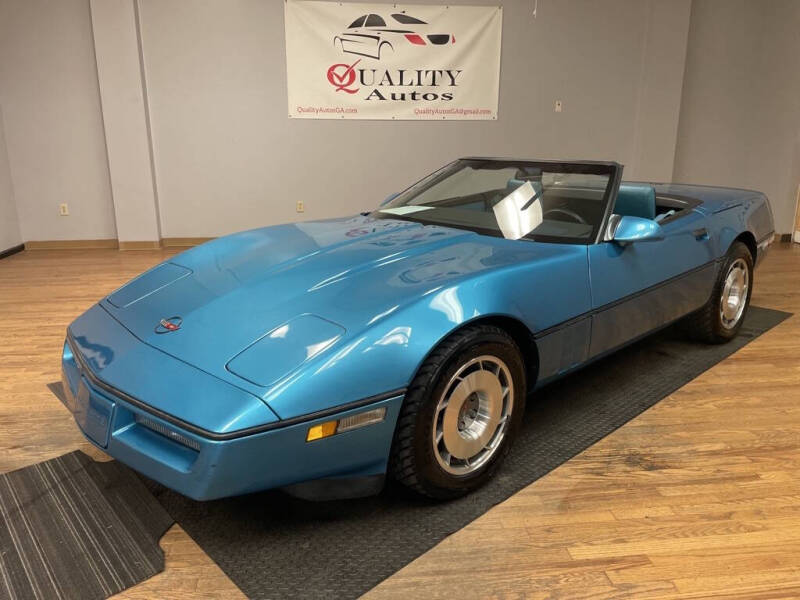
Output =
[{"x1": 614, "y1": 184, "x2": 656, "y2": 220}]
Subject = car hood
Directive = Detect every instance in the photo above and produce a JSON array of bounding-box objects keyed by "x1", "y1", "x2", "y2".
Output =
[{"x1": 101, "y1": 215, "x2": 541, "y2": 397}]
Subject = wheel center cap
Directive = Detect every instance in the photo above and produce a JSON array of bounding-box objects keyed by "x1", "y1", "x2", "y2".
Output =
[
  {"x1": 432, "y1": 355, "x2": 515, "y2": 475},
  {"x1": 442, "y1": 370, "x2": 504, "y2": 459},
  {"x1": 458, "y1": 392, "x2": 481, "y2": 431}
]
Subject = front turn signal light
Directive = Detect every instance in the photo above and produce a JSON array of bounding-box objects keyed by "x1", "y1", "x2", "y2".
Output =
[
  {"x1": 306, "y1": 420, "x2": 337, "y2": 442},
  {"x1": 306, "y1": 407, "x2": 387, "y2": 442}
]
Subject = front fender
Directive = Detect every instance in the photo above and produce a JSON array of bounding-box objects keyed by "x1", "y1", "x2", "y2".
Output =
[{"x1": 263, "y1": 246, "x2": 590, "y2": 420}]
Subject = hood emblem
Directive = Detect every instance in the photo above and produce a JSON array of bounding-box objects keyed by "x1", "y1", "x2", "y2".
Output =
[{"x1": 155, "y1": 316, "x2": 182, "y2": 334}]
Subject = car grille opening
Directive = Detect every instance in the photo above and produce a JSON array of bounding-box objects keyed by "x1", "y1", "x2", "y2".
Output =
[{"x1": 135, "y1": 414, "x2": 201, "y2": 451}]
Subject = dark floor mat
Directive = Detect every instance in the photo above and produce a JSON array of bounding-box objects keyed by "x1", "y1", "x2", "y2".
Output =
[
  {"x1": 0, "y1": 451, "x2": 173, "y2": 600},
  {"x1": 43, "y1": 306, "x2": 791, "y2": 599},
  {"x1": 130, "y1": 306, "x2": 788, "y2": 599}
]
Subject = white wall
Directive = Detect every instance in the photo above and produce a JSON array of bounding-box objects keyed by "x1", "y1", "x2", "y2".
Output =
[
  {"x1": 11, "y1": 0, "x2": 797, "y2": 242},
  {"x1": 673, "y1": 0, "x2": 800, "y2": 234},
  {"x1": 629, "y1": 0, "x2": 691, "y2": 182},
  {"x1": 0, "y1": 105, "x2": 22, "y2": 251},
  {"x1": 0, "y1": 0, "x2": 116, "y2": 242},
  {"x1": 138, "y1": 0, "x2": 691, "y2": 238},
  {"x1": 90, "y1": 0, "x2": 161, "y2": 243}
]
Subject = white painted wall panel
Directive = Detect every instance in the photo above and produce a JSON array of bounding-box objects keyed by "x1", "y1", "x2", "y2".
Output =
[
  {"x1": 674, "y1": 0, "x2": 800, "y2": 234},
  {"x1": 90, "y1": 0, "x2": 160, "y2": 242},
  {"x1": 0, "y1": 0, "x2": 116, "y2": 242},
  {"x1": 0, "y1": 105, "x2": 22, "y2": 251}
]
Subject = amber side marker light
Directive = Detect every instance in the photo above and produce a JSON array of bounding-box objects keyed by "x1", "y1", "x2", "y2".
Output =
[{"x1": 306, "y1": 407, "x2": 387, "y2": 442}]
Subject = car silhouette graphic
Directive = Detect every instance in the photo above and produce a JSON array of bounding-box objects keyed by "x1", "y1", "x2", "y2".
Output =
[{"x1": 333, "y1": 12, "x2": 455, "y2": 60}]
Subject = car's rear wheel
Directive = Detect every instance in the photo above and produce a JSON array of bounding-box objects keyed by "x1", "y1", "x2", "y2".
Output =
[
  {"x1": 684, "y1": 241, "x2": 753, "y2": 343},
  {"x1": 389, "y1": 325, "x2": 526, "y2": 499}
]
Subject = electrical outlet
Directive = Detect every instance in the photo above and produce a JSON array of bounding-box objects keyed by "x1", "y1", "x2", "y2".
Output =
[
  {"x1": 296, "y1": 201, "x2": 305, "y2": 213},
  {"x1": 59, "y1": 203, "x2": 69, "y2": 216},
  {"x1": 554, "y1": 100, "x2": 563, "y2": 113}
]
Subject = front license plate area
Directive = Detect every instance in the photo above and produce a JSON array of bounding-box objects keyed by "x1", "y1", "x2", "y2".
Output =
[{"x1": 74, "y1": 379, "x2": 114, "y2": 448}]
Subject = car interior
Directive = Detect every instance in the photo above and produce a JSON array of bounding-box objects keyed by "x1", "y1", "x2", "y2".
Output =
[
  {"x1": 612, "y1": 184, "x2": 698, "y2": 225},
  {"x1": 396, "y1": 168, "x2": 605, "y2": 239}
]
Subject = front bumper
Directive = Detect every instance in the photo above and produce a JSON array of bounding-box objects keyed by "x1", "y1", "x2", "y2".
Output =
[{"x1": 60, "y1": 309, "x2": 404, "y2": 501}]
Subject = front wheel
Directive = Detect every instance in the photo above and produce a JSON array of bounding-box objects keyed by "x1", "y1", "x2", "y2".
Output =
[
  {"x1": 684, "y1": 241, "x2": 753, "y2": 343},
  {"x1": 389, "y1": 325, "x2": 526, "y2": 499}
]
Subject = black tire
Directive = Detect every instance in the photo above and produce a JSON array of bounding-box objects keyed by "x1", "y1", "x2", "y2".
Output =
[
  {"x1": 684, "y1": 241, "x2": 753, "y2": 343},
  {"x1": 389, "y1": 325, "x2": 526, "y2": 499}
]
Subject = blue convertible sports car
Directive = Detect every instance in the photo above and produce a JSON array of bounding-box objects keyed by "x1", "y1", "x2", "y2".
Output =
[{"x1": 61, "y1": 159, "x2": 774, "y2": 500}]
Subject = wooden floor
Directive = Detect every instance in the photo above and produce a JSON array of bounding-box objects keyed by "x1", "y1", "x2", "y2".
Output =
[{"x1": 1, "y1": 243, "x2": 799, "y2": 599}]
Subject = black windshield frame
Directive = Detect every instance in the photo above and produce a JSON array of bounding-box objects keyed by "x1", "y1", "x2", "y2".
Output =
[{"x1": 373, "y1": 158, "x2": 623, "y2": 245}]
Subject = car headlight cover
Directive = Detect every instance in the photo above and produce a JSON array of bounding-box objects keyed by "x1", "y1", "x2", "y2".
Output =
[{"x1": 227, "y1": 315, "x2": 344, "y2": 387}]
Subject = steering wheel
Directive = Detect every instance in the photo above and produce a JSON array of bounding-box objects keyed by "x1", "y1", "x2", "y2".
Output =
[{"x1": 543, "y1": 207, "x2": 588, "y2": 225}]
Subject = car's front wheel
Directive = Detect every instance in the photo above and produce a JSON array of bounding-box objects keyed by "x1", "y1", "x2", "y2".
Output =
[{"x1": 389, "y1": 325, "x2": 526, "y2": 499}]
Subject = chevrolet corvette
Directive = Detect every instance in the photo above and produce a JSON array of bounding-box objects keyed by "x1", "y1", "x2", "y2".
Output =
[{"x1": 60, "y1": 158, "x2": 774, "y2": 500}]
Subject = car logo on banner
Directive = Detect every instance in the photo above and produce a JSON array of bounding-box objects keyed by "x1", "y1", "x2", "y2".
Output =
[
  {"x1": 155, "y1": 317, "x2": 183, "y2": 334},
  {"x1": 285, "y1": 1, "x2": 502, "y2": 120},
  {"x1": 333, "y1": 12, "x2": 454, "y2": 62},
  {"x1": 326, "y1": 11, "x2": 461, "y2": 102}
]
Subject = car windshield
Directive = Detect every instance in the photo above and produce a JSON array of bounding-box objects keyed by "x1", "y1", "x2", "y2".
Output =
[
  {"x1": 364, "y1": 14, "x2": 386, "y2": 27},
  {"x1": 374, "y1": 159, "x2": 617, "y2": 244},
  {"x1": 348, "y1": 16, "x2": 366, "y2": 28}
]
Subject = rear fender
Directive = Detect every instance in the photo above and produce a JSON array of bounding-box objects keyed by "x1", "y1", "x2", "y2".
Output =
[{"x1": 709, "y1": 193, "x2": 774, "y2": 263}]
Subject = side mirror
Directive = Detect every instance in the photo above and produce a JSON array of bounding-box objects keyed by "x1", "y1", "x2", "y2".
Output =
[
  {"x1": 606, "y1": 214, "x2": 664, "y2": 244},
  {"x1": 381, "y1": 192, "x2": 399, "y2": 207}
]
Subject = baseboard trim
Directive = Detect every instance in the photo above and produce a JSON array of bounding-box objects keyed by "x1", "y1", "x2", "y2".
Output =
[
  {"x1": 25, "y1": 239, "x2": 119, "y2": 250},
  {"x1": 161, "y1": 237, "x2": 213, "y2": 247},
  {"x1": 0, "y1": 243, "x2": 24, "y2": 260},
  {"x1": 118, "y1": 240, "x2": 162, "y2": 251},
  {"x1": 21, "y1": 237, "x2": 213, "y2": 251}
]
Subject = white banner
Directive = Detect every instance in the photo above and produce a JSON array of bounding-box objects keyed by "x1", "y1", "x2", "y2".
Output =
[{"x1": 284, "y1": 1, "x2": 502, "y2": 120}]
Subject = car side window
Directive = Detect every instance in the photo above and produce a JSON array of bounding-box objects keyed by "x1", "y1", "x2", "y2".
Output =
[
  {"x1": 391, "y1": 13, "x2": 427, "y2": 25},
  {"x1": 348, "y1": 16, "x2": 366, "y2": 28},
  {"x1": 365, "y1": 14, "x2": 386, "y2": 27}
]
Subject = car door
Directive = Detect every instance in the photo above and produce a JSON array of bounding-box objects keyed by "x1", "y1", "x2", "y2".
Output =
[{"x1": 587, "y1": 195, "x2": 716, "y2": 359}]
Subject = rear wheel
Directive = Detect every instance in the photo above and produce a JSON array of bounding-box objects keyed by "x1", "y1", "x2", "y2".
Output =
[
  {"x1": 684, "y1": 241, "x2": 753, "y2": 343},
  {"x1": 389, "y1": 325, "x2": 526, "y2": 499}
]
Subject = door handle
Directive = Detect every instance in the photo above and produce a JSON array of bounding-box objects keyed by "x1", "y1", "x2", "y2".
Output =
[{"x1": 692, "y1": 228, "x2": 709, "y2": 241}]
